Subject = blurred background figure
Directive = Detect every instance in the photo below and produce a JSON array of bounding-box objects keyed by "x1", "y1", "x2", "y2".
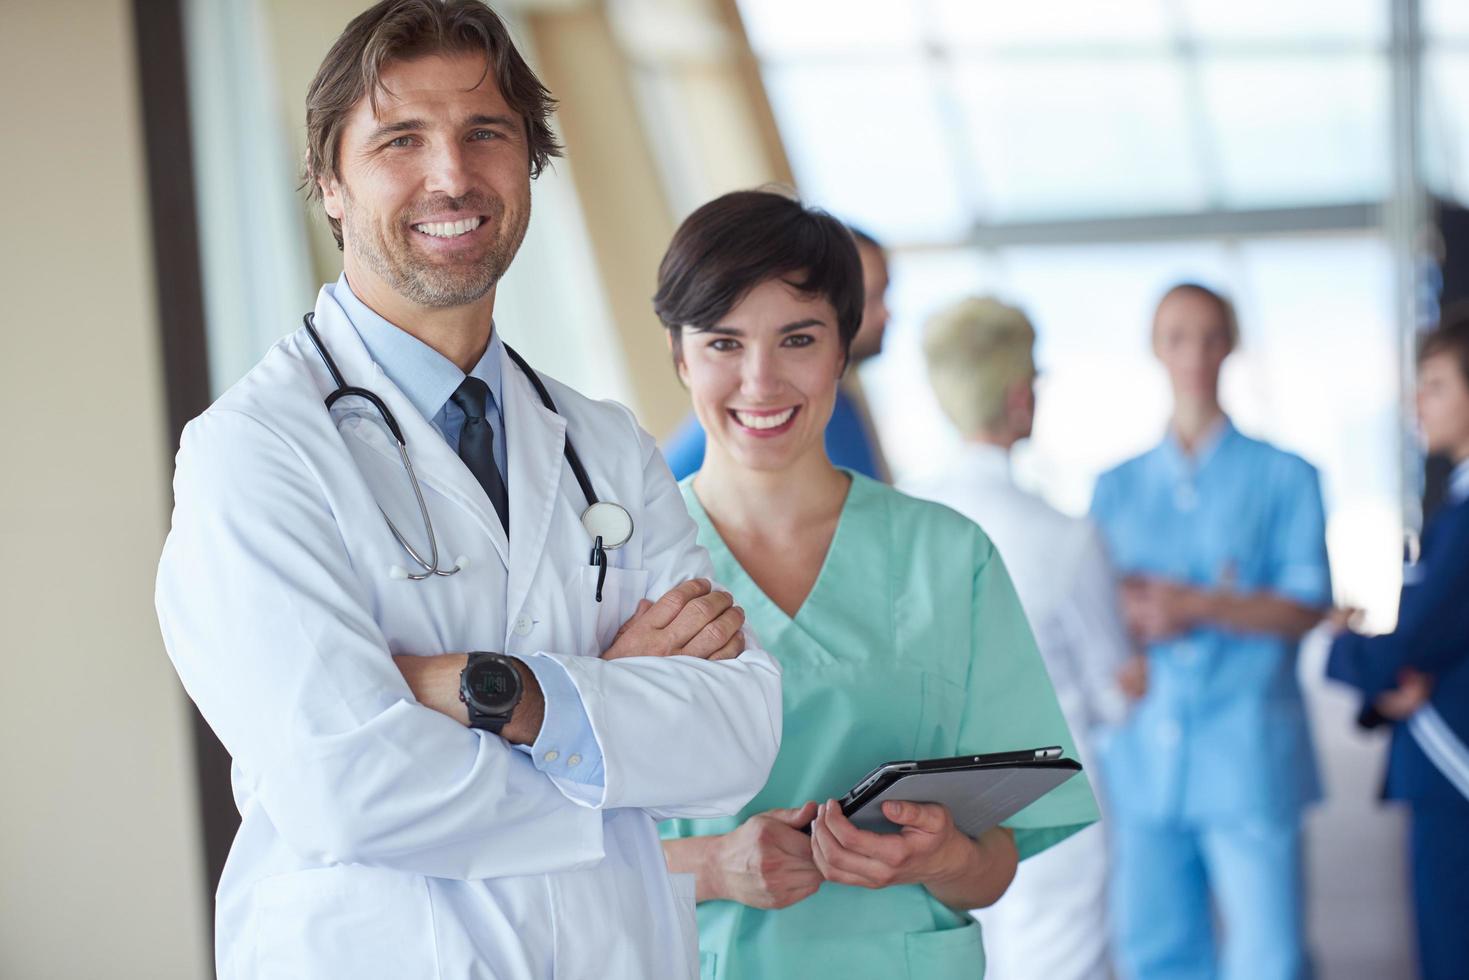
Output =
[
  {"x1": 1089, "y1": 284, "x2": 1332, "y2": 980},
  {"x1": 904, "y1": 295, "x2": 1139, "y2": 980},
  {"x1": 1326, "y1": 310, "x2": 1469, "y2": 980},
  {"x1": 661, "y1": 224, "x2": 891, "y2": 482}
]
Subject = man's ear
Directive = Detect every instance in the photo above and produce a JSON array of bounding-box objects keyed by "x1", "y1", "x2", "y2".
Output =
[{"x1": 319, "y1": 174, "x2": 345, "y2": 223}]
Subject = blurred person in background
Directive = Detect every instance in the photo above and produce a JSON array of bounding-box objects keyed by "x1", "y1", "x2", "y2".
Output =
[
  {"x1": 904, "y1": 296, "x2": 1143, "y2": 980},
  {"x1": 1089, "y1": 283, "x2": 1331, "y2": 980},
  {"x1": 1325, "y1": 311, "x2": 1469, "y2": 980},
  {"x1": 660, "y1": 225, "x2": 891, "y2": 482},
  {"x1": 654, "y1": 190, "x2": 1098, "y2": 979}
]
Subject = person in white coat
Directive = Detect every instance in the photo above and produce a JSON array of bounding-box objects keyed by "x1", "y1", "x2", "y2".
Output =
[
  {"x1": 903, "y1": 297, "x2": 1141, "y2": 980},
  {"x1": 154, "y1": 3, "x2": 782, "y2": 978}
]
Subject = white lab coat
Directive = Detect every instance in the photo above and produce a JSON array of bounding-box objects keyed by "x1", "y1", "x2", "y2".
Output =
[
  {"x1": 156, "y1": 287, "x2": 783, "y2": 980},
  {"x1": 904, "y1": 444, "x2": 1131, "y2": 980}
]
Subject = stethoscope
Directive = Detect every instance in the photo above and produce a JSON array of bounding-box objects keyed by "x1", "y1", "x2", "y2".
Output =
[{"x1": 303, "y1": 313, "x2": 633, "y2": 600}]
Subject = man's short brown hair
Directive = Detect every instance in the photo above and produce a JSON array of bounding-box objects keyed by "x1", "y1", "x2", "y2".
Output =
[
  {"x1": 303, "y1": 0, "x2": 561, "y2": 249},
  {"x1": 1420, "y1": 303, "x2": 1469, "y2": 386},
  {"x1": 1154, "y1": 281, "x2": 1240, "y2": 350}
]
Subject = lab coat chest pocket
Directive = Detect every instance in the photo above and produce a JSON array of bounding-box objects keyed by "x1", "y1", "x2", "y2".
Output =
[
  {"x1": 577, "y1": 565, "x2": 650, "y2": 655},
  {"x1": 248, "y1": 866, "x2": 438, "y2": 980}
]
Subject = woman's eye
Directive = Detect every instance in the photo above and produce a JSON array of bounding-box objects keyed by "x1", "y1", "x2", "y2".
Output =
[
  {"x1": 782, "y1": 334, "x2": 815, "y2": 348},
  {"x1": 710, "y1": 338, "x2": 740, "y2": 352}
]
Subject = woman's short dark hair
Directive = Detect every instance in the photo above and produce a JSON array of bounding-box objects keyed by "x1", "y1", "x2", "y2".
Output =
[{"x1": 653, "y1": 189, "x2": 865, "y2": 366}]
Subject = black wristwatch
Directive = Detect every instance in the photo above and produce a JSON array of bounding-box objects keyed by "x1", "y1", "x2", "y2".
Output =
[{"x1": 459, "y1": 653, "x2": 523, "y2": 734}]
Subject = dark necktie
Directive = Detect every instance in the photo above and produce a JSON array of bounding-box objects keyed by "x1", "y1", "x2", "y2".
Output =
[{"x1": 450, "y1": 377, "x2": 510, "y2": 536}]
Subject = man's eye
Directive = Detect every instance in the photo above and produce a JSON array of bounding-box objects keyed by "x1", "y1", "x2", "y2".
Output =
[
  {"x1": 710, "y1": 338, "x2": 739, "y2": 352},
  {"x1": 470, "y1": 129, "x2": 499, "y2": 141},
  {"x1": 388, "y1": 136, "x2": 415, "y2": 148}
]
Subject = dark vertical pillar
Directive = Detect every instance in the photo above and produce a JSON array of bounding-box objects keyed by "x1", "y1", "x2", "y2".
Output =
[{"x1": 131, "y1": 0, "x2": 239, "y2": 942}]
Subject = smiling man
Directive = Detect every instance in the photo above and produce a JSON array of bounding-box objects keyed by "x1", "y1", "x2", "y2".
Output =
[{"x1": 155, "y1": 2, "x2": 782, "y2": 978}]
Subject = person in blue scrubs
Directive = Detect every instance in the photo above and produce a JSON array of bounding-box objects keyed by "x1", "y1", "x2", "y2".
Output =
[
  {"x1": 661, "y1": 227, "x2": 891, "y2": 481},
  {"x1": 1089, "y1": 283, "x2": 1331, "y2": 980},
  {"x1": 1325, "y1": 313, "x2": 1469, "y2": 980}
]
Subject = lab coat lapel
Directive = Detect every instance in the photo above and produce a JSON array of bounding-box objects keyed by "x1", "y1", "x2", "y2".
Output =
[
  {"x1": 308, "y1": 291, "x2": 510, "y2": 567},
  {"x1": 500, "y1": 342, "x2": 568, "y2": 628}
]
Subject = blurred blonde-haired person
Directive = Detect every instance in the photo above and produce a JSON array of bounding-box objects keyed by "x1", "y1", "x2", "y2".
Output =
[{"x1": 904, "y1": 297, "x2": 1139, "y2": 980}]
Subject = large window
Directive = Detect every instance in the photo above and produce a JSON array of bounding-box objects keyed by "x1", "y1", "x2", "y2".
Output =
[{"x1": 736, "y1": 0, "x2": 1412, "y2": 623}]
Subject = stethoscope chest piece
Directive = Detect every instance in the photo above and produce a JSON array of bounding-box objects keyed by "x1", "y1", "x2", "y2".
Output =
[
  {"x1": 581, "y1": 501, "x2": 634, "y2": 551},
  {"x1": 583, "y1": 502, "x2": 633, "y2": 604}
]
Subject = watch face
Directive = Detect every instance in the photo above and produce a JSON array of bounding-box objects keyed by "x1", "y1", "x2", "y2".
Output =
[{"x1": 466, "y1": 660, "x2": 519, "y2": 714}]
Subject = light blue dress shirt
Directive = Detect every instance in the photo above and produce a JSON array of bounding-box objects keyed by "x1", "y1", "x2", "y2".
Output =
[
  {"x1": 328, "y1": 274, "x2": 604, "y2": 786},
  {"x1": 1450, "y1": 458, "x2": 1469, "y2": 506},
  {"x1": 1089, "y1": 418, "x2": 1331, "y2": 822}
]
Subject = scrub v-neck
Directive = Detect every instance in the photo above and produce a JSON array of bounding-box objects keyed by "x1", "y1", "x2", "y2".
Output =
[{"x1": 682, "y1": 469, "x2": 858, "y2": 631}]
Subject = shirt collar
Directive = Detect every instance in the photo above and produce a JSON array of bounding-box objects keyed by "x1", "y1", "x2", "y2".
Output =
[
  {"x1": 1159, "y1": 414, "x2": 1236, "y2": 475},
  {"x1": 1450, "y1": 458, "x2": 1469, "y2": 505},
  {"x1": 953, "y1": 442, "x2": 1014, "y2": 484},
  {"x1": 326, "y1": 273, "x2": 504, "y2": 421}
]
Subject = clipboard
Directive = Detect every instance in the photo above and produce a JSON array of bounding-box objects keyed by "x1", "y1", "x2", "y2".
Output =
[{"x1": 836, "y1": 746, "x2": 1082, "y2": 838}]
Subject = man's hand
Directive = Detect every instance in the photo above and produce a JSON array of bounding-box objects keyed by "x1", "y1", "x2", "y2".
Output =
[
  {"x1": 1121, "y1": 576, "x2": 1204, "y2": 643},
  {"x1": 601, "y1": 578, "x2": 745, "y2": 661},
  {"x1": 1374, "y1": 668, "x2": 1434, "y2": 720},
  {"x1": 1323, "y1": 605, "x2": 1365, "y2": 636},
  {"x1": 1117, "y1": 653, "x2": 1149, "y2": 700},
  {"x1": 707, "y1": 803, "x2": 823, "y2": 909}
]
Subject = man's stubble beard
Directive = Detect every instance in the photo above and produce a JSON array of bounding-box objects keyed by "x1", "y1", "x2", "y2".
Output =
[{"x1": 342, "y1": 184, "x2": 531, "y2": 309}]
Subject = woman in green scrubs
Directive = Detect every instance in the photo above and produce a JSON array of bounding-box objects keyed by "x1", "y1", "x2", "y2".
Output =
[{"x1": 654, "y1": 190, "x2": 1098, "y2": 980}]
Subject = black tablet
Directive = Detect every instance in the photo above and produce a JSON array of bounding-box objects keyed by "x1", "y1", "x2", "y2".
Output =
[{"x1": 835, "y1": 746, "x2": 1082, "y2": 838}]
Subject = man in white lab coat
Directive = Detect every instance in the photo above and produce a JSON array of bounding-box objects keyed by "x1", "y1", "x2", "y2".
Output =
[
  {"x1": 904, "y1": 297, "x2": 1139, "y2": 980},
  {"x1": 154, "y1": 2, "x2": 781, "y2": 978}
]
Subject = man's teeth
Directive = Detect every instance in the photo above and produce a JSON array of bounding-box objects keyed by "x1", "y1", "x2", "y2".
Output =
[
  {"x1": 413, "y1": 217, "x2": 483, "y2": 238},
  {"x1": 734, "y1": 408, "x2": 795, "y2": 430}
]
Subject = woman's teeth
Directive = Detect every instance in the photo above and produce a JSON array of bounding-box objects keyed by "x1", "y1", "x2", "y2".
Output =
[
  {"x1": 733, "y1": 408, "x2": 796, "y2": 430},
  {"x1": 413, "y1": 217, "x2": 483, "y2": 238}
]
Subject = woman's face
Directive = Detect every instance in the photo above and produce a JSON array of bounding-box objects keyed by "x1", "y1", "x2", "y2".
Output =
[{"x1": 676, "y1": 276, "x2": 845, "y2": 473}]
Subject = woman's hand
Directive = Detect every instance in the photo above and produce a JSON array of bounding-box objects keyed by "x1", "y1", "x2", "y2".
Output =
[
  {"x1": 809, "y1": 798, "x2": 964, "y2": 890},
  {"x1": 707, "y1": 802, "x2": 824, "y2": 909},
  {"x1": 809, "y1": 799, "x2": 1017, "y2": 909}
]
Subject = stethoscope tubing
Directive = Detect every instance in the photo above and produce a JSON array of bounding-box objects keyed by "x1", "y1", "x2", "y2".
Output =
[{"x1": 302, "y1": 313, "x2": 622, "y2": 584}]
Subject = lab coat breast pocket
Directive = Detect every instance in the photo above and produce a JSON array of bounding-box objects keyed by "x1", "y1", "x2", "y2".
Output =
[
  {"x1": 247, "y1": 865, "x2": 438, "y2": 980},
  {"x1": 577, "y1": 565, "x2": 650, "y2": 654}
]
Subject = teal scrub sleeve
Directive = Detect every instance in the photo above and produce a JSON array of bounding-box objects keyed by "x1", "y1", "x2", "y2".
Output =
[{"x1": 957, "y1": 538, "x2": 1100, "y2": 861}]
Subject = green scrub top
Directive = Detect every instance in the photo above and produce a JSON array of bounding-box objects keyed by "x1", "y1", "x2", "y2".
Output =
[{"x1": 662, "y1": 472, "x2": 1098, "y2": 980}]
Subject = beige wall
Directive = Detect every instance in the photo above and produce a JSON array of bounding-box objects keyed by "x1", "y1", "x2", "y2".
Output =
[{"x1": 0, "y1": 2, "x2": 209, "y2": 977}]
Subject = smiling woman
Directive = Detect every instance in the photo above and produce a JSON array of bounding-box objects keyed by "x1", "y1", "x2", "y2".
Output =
[{"x1": 654, "y1": 191, "x2": 1099, "y2": 980}]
